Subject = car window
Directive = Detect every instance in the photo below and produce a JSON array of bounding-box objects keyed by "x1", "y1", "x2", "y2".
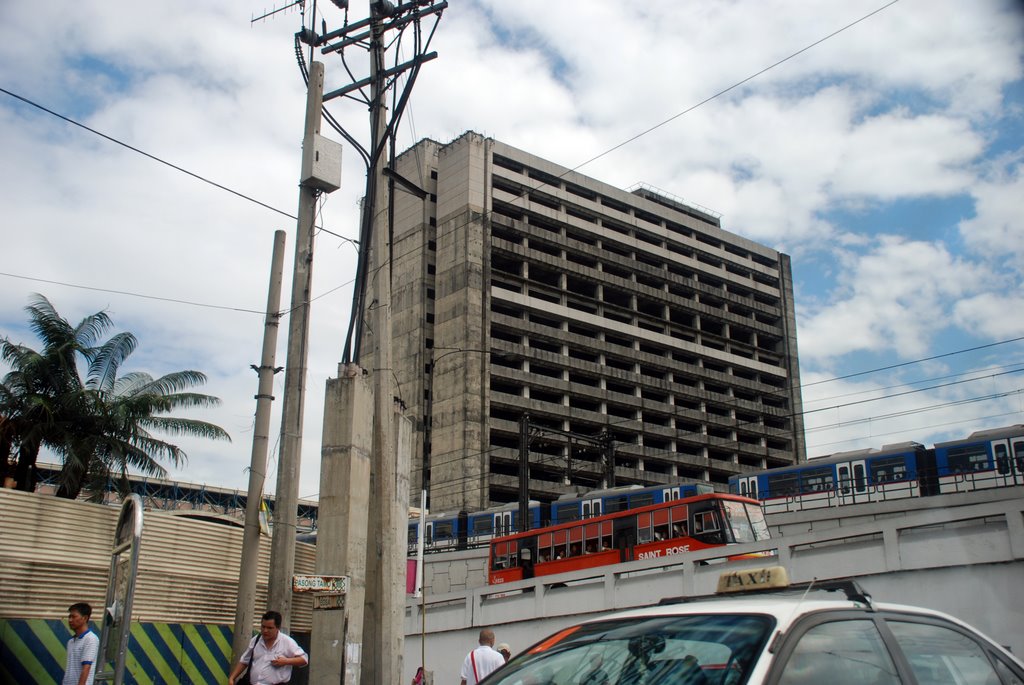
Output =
[
  {"x1": 481, "y1": 614, "x2": 773, "y2": 685},
  {"x1": 777, "y1": 619, "x2": 901, "y2": 685},
  {"x1": 886, "y1": 620, "x2": 1003, "y2": 685},
  {"x1": 994, "y1": 657, "x2": 1024, "y2": 685}
]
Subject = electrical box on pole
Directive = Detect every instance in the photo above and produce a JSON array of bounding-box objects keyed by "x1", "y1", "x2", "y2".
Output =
[{"x1": 301, "y1": 133, "x2": 343, "y2": 192}]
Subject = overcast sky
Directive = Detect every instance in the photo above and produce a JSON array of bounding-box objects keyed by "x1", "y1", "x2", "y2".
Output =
[{"x1": 1, "y1": 0, "x2": 1022, "y2": 501}]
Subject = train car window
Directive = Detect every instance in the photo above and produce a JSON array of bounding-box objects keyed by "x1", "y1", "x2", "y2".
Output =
[
  {"x1": 557, "y1": 504, "x2": 579, "y2": 523},
  {"x1": 435, "y1": 522, "x2": 453, "y2": 540},
  {"x1": 853, "y1": 464, "x2": 866, "y2": 492},
  {"x1": 870, "y1": 457, "x2": 909, "y2": 483},
  {"x1": 767, "y1": 472, "x2": 800, "y2": 497},
  {"x1": 606, "y1": 496, "x2": 629, "y2": 513},
  {"x1": 995, "y1": 444, "x2": 1010, "y2": 475},
  {"x1": 474, "y1": 518, "x2": 493, "y2": 536},
  {"x1": 631, "y1": 494, "x2": 655, "y2": 509},
  {"x1": 946, "y1": 445, "x2": 989, "y2": 472},
  {"x1": 1014, "y1": 440, "x2": 1024, "y2": 471},
  {"x1": 838, "y1": 466, "x2": 850, "y2": 495},
  {"x1": 800, "y1": 467, "x2": 834, "y2": 493}
]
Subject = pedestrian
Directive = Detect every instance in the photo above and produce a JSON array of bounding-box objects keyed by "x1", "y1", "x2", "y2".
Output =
[
  {"x1": 227, "y1": 610, "x2": 308, "y2": 685},
  {"x1": 459, "y1": 628, "x2": 505, "y2": 685},
  {"x1": 63, "y1": 602, "x2": 99, "y2": 685},
  {"x1": 497, "y1": 643, "x2": 512, "y2": 663}
]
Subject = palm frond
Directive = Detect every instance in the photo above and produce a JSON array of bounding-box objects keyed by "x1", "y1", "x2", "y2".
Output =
[
  {"x1": 137, "y1": 416, "x2": 231, "y2": 442},
  {"x1": 133, "y1": 370, "x2": 210, "y2": 396},
  {"x1": 86, "y1": 332, "x2": 138, "y2": 392}
]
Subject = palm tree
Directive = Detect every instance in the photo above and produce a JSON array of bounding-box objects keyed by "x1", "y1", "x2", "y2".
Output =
[
  {"x1": 1, "y1": 295, "x2": 110, "y2": 492},
  {"x1": 1, "y1": 294, "x2": 230, "y2": 499}
]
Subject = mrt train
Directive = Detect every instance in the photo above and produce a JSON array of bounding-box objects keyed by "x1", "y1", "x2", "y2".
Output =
[
  {"x1": 729, "y1": 424, "x2": 1024, "y2": 515},
  {"x1": 408, "y1": 481, "x2": 714, "y2": 554}
]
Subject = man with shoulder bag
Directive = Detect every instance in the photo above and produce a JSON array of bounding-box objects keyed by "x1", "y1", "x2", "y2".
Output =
[{"x1": 228, "y1": 611, "x2": 308, "y2": 685}]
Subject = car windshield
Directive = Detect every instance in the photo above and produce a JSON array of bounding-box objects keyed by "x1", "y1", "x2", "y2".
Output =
[{"x1": 482, "y1": 613, "x2": 774, "y2": 685}]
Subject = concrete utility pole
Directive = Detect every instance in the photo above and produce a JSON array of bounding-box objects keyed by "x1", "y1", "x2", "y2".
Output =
[
  {"x1": 309, "y1": 364, "x2": 373, "y2": 685},
  {"x1": 267, "y1": 61, "x2": 327, "y2": 629},
  {"x1": 361, "y1": 7, "x2": 400, "y2": 682},
  {"x1": 231, "y1": 229, "x2": 287, "y2": 664},
  {"x1": 302, "y1": 3, "x2": 445, "y2": 681}
]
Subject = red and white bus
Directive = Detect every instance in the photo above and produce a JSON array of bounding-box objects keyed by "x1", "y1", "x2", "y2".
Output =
[{"x1": 487, "y1": 493, "x2": 770, "y2": 585}]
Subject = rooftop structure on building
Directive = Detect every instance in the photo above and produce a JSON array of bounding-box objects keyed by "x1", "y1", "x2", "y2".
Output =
[{"x1": 377, "y1": 131, "x2": 806, "y2": 513}]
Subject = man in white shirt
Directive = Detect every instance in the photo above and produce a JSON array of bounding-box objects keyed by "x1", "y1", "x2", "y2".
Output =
[
  {"x1": 63, "y1": 602, "x2": 99, "y2": 685},
  {"x1": 459, "y1": 628, "x2": 506, "y2": 685},
  {"x1": 228, "y1": 610, "x2": 308, "y2": 685}
]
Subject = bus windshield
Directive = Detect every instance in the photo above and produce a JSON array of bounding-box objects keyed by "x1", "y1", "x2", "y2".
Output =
[{"x1": 723, "y1": 500, "x2": 771, "y2": 544}]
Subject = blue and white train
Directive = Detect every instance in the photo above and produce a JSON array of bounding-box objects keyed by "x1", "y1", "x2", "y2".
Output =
[
  {"x1": 408, "y1": 481, "x2": 714, "y2": 553},
  {"x1": 729, "y1": 424, "x2": 1024, "y2": 515}
]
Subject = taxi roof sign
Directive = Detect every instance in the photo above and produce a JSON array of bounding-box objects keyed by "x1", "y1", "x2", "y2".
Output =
[{"x1": 716, "y1": 565, "x2": 790, "y2": 594}]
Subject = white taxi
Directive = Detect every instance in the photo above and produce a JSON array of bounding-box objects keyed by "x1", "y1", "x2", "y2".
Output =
[{"x1": 480, "y1": 566, "x2": 1024, "y2": 685}]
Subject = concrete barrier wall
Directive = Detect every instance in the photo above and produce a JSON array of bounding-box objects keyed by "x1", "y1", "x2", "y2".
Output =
[{"x1": 404, "y1": 489, "x2": 1024, "y2": 685}]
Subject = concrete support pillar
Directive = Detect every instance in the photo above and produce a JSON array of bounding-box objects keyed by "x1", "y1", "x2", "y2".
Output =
[
  {"x1": 310, "y1": 364, "x2": 373, "y2": 685},
  {"x1": 361, "y1": 402, "x2": 413, "y2": 685}
]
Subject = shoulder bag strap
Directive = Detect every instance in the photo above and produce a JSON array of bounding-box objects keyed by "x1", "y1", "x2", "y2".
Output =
[{"x1": 470, "y1": 649, "x2": 479, "y2": 683}]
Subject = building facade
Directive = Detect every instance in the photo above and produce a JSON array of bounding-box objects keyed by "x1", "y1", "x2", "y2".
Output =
[{"x1": 386, "y1": 132, "x2": 805, "y2": 513}]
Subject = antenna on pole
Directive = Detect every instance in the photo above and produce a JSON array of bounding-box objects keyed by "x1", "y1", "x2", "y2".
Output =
[{"x1": 251, "y1": 0, "x2": 305, "y2": 25}]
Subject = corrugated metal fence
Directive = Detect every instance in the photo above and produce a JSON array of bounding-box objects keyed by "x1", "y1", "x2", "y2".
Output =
[{"x1": 0, "y1": 488, "x2": 315, "y2": 684}]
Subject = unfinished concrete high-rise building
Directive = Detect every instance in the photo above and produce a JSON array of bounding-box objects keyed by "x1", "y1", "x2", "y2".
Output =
[{"x1": 386, "y1": 132, "x2": 805, "y2": 514}]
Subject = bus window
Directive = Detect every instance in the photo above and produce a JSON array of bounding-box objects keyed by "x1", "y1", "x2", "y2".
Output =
[
  {"x1": 538, "y1": 533, "x2": 552, "y2": 563},
  {"x1": 637, "y1": 512, "x2": 653, "y2": 543},
  {"x1": 693, "y1": 511, "x2": 723, "y2": 543},
  {"x1": 492, "y1": 540, "x2": 518, "y2": 570},
  {"x1": 670, "y1": 505, "x2": 688, "y2": 538},
  {"x1": 652, "y1": 509, "x2": 670, "y2": 541},
  {"x1": 600, "y1": 521, "x2": 613, "y2": 551},
  {"x1": 569, "y1": 526, "x2": 583, "y2": 557}
]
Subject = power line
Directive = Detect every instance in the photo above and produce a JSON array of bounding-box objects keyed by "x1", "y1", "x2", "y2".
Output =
[
  {"x1": 0, "y1": 271, "x2": 266, "y2": 315},
  {"x1": 0, "y1": 270, "x2": 355, "y2": 318},
  {"x1": 0, "y1": 86, "x2": 357, "y2": 248}
]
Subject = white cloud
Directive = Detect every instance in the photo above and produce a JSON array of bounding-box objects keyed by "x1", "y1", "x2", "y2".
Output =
[
  {"x1": 798, "y1": 237, "x2": 990, "y2": 360},
  {"x1": 1, "y1": 0, "x2": 1022, "y2": 498}
]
